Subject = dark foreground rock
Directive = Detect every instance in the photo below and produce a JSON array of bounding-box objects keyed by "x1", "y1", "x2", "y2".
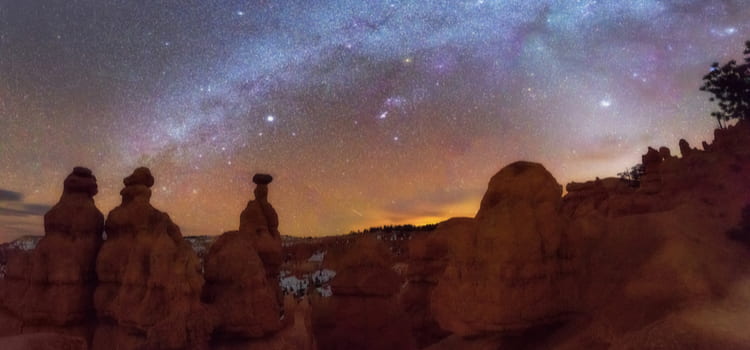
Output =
[
  {"x1": 0, "y1": 167, "x2": 104, "y2": 340},
  {"x1": 93, "y1": 167, "x2": 211, "y2": 350}
]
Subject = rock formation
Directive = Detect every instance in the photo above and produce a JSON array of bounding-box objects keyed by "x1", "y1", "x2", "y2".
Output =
[
  {"x1": 93, "y1": 167, "x2": 211, "y2": 350},
  {"x1": 400, "y1": 218, "x2": 474, "y2": 347},
  {"x1": 2, "y1": 120, "x2": 750, "y2": 349},
  {"x1": 203, "y1": 173, "x2": 317, "y2": 349},
  {"x1": 552, "y1": 120, "x2": 750, "y2": 349},
  {"x1": 678, "y1": 138, "x2": 692, "y2": 157},
  {"x1": 202, "y1": 230, "x2": 282, "y2": 340},
  {"x1": 313, "y1": 236, "x2": 416, "y2": 350},
  {"x1": 426, "y1": 120, "x2": 750, "y2": 349},
  {"x1": 239, "y1": 174, "x2": 283, "y2": 292},
  {"x1": 0, "y1": 167, "x2": 104, "y2": 340},
  {"x1": 212, "y1": 296, "x2": 316, "y2": 350},
  {"x1": 431, "y1": 161, "x2": 578, "y2": 337},
  {"x1": 639, "y1": 147, "x2": 663, "y2": 194},
  {"x1": 0, "y1": 332, "x2": 87, "y2": 350}
]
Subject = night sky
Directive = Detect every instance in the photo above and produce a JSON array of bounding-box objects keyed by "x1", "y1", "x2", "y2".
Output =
[{"x1": 1, "y1": 1, "x2": 748, "y2": 241}]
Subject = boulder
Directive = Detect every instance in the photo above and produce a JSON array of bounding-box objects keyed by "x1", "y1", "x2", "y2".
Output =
[
  {"x1": 252, "y1": 174, "x2": 273, "y2": 185},
  {"x1": 122, "y1": 166, "x2": 154, "y2": 187}
]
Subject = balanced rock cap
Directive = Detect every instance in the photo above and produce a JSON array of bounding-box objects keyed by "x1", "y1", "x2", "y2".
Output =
[
  {"x1": 123, "y1": 167, "x2": 155, "y2": 188},
  {"x1": 64, "y1": 167, "x2": 98, "y2": 196},
  {"x1": 252, "y1": 173, "x2": 273, "y2": 185},
  {"x1": 72, "y1": 166, "x2": 93, "y2": 177}
]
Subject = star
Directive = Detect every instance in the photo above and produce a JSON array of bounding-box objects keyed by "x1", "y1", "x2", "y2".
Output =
[{"x1": 1, "y1": 0, "x2": 745, "y2": 240}]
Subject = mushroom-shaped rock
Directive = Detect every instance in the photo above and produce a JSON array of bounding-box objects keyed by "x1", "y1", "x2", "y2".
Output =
[
  {"x1": 252, "y1": 173, "x2": 273, "y2": 185},
  {"x1": 93, "y1": 167, "x2": 210, "y2": 350},
  {"x1": 432, "y1": 161, "x2": 578, "y2": 336},
  {"x1": 0, "y1": 167, "x2": 104, "y2": 338},
  {"x1": 122, "y1": 166, "x2": 154, "y2": 187},
  {"x1": 63, "y1": 166, "x2": 99, "y2": 196},
  {"x1": 240, "y1": 174, "x2": 283, "y2": 297}
]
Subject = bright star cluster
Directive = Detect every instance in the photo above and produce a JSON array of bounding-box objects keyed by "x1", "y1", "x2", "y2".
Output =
[{"x1": 0, "y1": 1, "x2": 748, "y2": 240}]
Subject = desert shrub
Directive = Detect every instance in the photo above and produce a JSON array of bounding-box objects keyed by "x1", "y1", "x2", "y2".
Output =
[{"x1": 617, "y1": 163, "x2": 645, "y2": 187}]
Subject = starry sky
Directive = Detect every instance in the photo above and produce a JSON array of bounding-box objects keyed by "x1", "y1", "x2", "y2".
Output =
[{"x1": 0, "y1": 0, "x2": 748, "y2": 241}]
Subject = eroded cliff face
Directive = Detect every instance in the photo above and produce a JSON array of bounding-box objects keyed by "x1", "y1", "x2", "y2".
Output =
[
  {"x1": 0, "y1": 167, "x2": 104, "y2": 340},
  {"x1": 93, "y1": 167, "x2": 212, "y2": 350},
  {"x1": 423, "y1": 120, "x2": 750, "y2": 349},
  {"x1": 551, "y1": 121, "x2": 750, "y2": 349}
]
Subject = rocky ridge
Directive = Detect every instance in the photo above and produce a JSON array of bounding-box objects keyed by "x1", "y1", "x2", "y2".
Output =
[{"x1": 1, "y1": 121, "x2": 749, "y2": 349}]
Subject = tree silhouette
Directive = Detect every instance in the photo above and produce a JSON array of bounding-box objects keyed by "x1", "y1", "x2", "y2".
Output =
[
  {"x1": 700, "y1": 40, "x2": 750, "y2": 128},
  {"x1": 617, "y1": 163, "x2": 645, "y2": 187}
]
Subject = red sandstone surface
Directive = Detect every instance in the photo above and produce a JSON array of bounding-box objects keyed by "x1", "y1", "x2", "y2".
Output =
[{"x1": 1, "y1": 121, "x2": 750, "y2": 349}]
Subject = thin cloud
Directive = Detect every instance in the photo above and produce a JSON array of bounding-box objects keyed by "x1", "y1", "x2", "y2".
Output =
[
  {"x1": 0, "y1": 189, "x2": 52, "y2": 217},
  {"x1": 0, "y1": 204, "x2": 52, "y2": 217},
  {"x1": 0, "y1": 189, "x2": 22, "y2": 202}
]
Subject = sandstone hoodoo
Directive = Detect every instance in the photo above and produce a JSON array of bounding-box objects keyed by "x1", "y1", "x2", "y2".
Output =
[
  {"x1": 2, "y1": 121, "x2": 750, "y2": 349},
  {"x1": 202, "y1": 230, "x2": 283, "y2": 341},
  {"x1": 240, "y1": 173, "x2": 284, "y2": 296},
  {"x1": 431, "y1": 161, "x2": 578, "y2": 337},
  {"x1": 426, "y1": 121, "x2": 750, "y2": 349},
  {"x1": 313, "y1": 236, "x2": 417, "y2": 350},
  {"x1": 401, "y1": 218, "x2": 475, "y2": 347},
  {"x1": 202, "y1": 172, "x2": 315, "y2": 348},
  {"x1": 93, "y1": 167, "x2": 210, "y2": 350},
  {"x1": 0, "y1": 167, "x2": 104, "y2": 339}
]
